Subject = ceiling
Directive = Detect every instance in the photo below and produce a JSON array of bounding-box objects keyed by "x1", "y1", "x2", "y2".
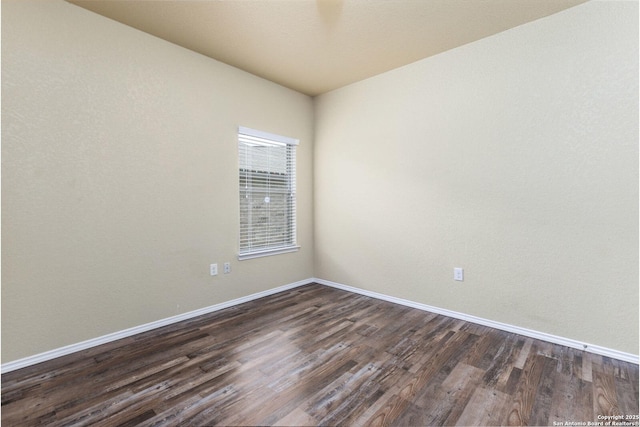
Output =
[{"x1": 68, "y1": 0, "x2": 588, "y2": 96}]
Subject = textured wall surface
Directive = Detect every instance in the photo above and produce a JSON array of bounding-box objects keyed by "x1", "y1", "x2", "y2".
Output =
[
  {"x1": 314, "y1": 1, "x2": 638, "y2": 354},
  {"x1": 1, "y1": 0, "x2": 314, "y2": 363}
]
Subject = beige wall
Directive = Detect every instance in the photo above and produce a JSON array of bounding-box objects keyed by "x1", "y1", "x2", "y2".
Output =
[
  {"x1": 1, "y1": 0, "x2": 314, "y2": 363},
  {"x1": 314, "y1": 1, "x2": 638, "y2": 354}
]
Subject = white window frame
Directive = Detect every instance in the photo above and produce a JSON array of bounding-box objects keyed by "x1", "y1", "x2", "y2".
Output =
[{"x1": 238, "y1": 126, "x2": 299, "y2": 260}]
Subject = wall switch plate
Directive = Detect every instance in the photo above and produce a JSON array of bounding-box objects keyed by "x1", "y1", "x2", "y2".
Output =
[
  {"x1": 223, "y1": 262, "x2": 231, "y2": 274},
  {"x1": 454, "y1": 267, "x2": 464, "y2": 281},
  {"x1": 210, "y1": 263, "x2": 218, "y2": 276}
]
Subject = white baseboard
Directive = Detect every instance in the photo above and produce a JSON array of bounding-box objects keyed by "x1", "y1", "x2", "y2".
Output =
[
  {"x1": 312, "y1": 278, "x2": 639, "y2": 365},
  {"x1": 1, "y1": 279, "x2": 312, "y2": 374},
  {"x1": 3, "y1": 277, "x2": 637, "y2": 373}
]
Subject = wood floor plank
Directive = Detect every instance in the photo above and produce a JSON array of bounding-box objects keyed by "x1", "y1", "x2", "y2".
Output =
[
  {"x1": 504, "y1": 351, "x2": 548, "y2": 425},
  {"x1": 548, "y1": 372, "x2": 591, "y2": 425},
  {"x1": 273, "y1": 407, "x2": 317, "y2": 427},
  {"x1": 455, "y1": 386, "x2": 510, "y2": 426},
  {"x1": 592, "y1": 369, "x2": 621, "y2": 417},
  {"x1": 2, "y1": 283, "x2": 638, "y2": 427},
  {"x1": 528, "y1": 354, "x2": 559, "y2": 426},
  {"x1": 514, "y1": 338, "x2": 534, "y2": 370},
  {"x1": 616, "y1": 370, "x2": 640, "y2": 417},
  {"x1": 354, "y1": 391, "x2": 411, "y2": 427},
  {"x1": 305, "y1": 363, "x2": 380, "y2": 424},
  {"x1": 407, "y1": 362, "x2": 484, "y2": 426}
]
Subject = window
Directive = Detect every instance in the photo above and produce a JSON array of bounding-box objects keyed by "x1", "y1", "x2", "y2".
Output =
[{"x1": 238, "y1": 126, "x2": 299, "y2": 260}]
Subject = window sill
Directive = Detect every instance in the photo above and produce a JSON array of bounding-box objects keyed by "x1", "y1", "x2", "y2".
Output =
[{"x1": 238, "y1": 246, "x2": 300, "y2": 261}]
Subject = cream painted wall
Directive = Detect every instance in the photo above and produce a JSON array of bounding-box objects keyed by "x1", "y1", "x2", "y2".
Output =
[
  {"x1": 314, "y1": 1, "x2": 638, "y2": 354},
  {"x1": 1, "y1": 0, "x2": 314, "y2": 363}
]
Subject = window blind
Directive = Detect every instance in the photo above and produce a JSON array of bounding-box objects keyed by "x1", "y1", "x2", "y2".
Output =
[{"x1": 238, "y1": 126, "x2": 299, "y2": 260}]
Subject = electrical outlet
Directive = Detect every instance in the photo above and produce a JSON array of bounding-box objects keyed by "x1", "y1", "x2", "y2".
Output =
[
  {"x1": 210, "y1": 263, "x2": 218, "y2": 276},
  {"x1": 454, "y1": 268, "x2": 464, "y2": 281},
  {"x1": 223, "y1": 262, "x2": 231, "y2": 274}
]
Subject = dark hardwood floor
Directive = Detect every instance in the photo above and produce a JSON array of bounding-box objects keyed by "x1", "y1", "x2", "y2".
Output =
[{"x1": 2, "y1": 283, "x2": 638, "y2": 426}]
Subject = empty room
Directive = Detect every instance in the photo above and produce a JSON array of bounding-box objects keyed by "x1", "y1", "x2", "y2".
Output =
[{"x1": 1, "y1": 0, "x2": 638, "y2": 426}]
